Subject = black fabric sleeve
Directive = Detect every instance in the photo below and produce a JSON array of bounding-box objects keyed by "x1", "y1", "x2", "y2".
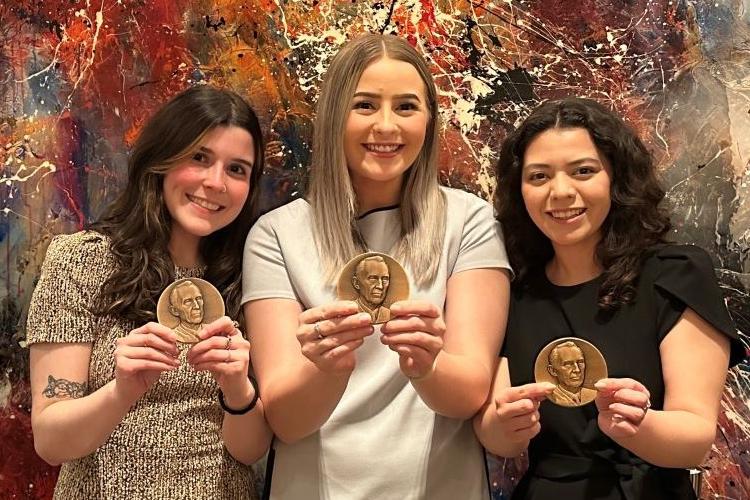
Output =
[{"x1": 652, "y1": 244, "x2": 746, "y2": 367}]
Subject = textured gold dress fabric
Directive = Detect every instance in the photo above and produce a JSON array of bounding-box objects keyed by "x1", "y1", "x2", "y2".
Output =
[{"x1": 26, "y1": 231, "x2": 257, "y2": 500}]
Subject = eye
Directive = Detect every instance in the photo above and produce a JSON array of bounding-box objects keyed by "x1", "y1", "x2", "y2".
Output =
[
  {"x1": 396, "y1": 102, "x2": 419, "y2": 112},
  {"x1": 574, "y1": 166, "x2": 597, "y2": 176},
  {"x1": 352, "y1": 100, "x2": 375, "y2": 111},
  {"x1": 526, "y1": 171, "x2": 548, "y2": 182},
  {"x1": 228, "y1": 163, "x2": 249, "y2": 178},
  {"x1": 192, "y1": 151, "x2": 209, "y2": 163}
]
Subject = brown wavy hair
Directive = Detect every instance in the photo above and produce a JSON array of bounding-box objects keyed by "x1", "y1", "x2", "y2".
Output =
[
  {"x1": 494, "y1": 97, "x2": 671, "y2": 309},
  {"x1": 90, "y1": 86, "x2": 265, "y2": 323}
]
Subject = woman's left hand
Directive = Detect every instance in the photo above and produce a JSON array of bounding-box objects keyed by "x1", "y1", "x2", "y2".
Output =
[
  {"x1": 187, "y1": 316, "x2": 253, "y2": 404},
  {"x1": 594, "y1": 377, "x2": 651, "y2": 439},
  {"x1": 380, "y1": 300, "x2": 445, "y2": 379}
]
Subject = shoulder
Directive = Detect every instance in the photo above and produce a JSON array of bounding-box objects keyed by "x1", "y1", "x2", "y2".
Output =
[
  {"x1": 440, "y1": 186, "x2": 493, "y2": 212},
  {"x1": 255, "y1": 198, "x2": 310, "y2": 227},
  {"x1": 640, "y1": 243, "x2": 716, "y2": 283},
  {"x1": 43, "y1": 230, "x2": 112, "y2": 270}
]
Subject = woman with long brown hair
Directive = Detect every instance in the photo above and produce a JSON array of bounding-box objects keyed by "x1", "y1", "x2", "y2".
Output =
[
  {"x1": 26, "y1": 86, "x2": 272, "y2": 499},
  {"x1": 475, "y1": 97, "x2": 745, "y2": 499}
]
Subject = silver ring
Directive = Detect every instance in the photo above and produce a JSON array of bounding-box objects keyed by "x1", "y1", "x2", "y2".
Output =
[
  {"x1": 225, "y1": 336, "x2": 232, "y2": 350},
  {"x1": 314, "y1": 322, "x2": 324, "y2": 340},
  {"x1": 643, "y1": 399, "x2": 651, "y2": 412},
  {"x1": 231, "y1": 320, "x2": 240, "y2": 330}
]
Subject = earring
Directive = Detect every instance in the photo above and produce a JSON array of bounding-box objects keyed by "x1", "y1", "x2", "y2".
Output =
[{"x1": 221, "y1": 184, "x2": 227, "y2": 193}]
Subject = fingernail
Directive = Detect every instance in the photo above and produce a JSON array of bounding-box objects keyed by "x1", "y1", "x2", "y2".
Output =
[
  {"x1": 357, "y1": 313, "x2": 371, "y2": 322},
  {"x1": 594, "y1": 380, "x2": 607, "y2": 389}
]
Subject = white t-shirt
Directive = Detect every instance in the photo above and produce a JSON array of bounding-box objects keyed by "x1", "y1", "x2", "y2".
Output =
[{"x1": 242, "y1": 187, "x2": 511, "y2": 500}]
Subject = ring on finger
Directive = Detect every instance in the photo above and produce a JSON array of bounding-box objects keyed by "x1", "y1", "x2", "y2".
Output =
[
  {"x1": 232, "y1": 320, "x2": 240, "y2": 331},
  {"x1": 313, "y1": 322, "x2": 324, "y2": 341},
  {"x1": 643, "y1": 399, "x2": 651, "y2": 412},
  {"x1": 225, "y1": 336, "x2": 232, "y2": 350}
]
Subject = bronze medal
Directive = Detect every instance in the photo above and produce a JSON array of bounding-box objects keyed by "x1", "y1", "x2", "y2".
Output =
[
  {"x1": 157, "y1": 277, "x2": 225, "y2": 344},
  {"x1": 534, "y1": 337, "x2": 607, "y2": 407},
  {"x1": 336, "y1": 252, "x2": 409, "y2": 324}
]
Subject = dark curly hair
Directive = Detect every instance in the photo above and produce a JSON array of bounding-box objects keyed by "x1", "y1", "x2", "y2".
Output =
[
  {"x1": 495, "y1": 97, "x2": 671, "y2": 309},
  {"x1": 90, "y1": 86, "x2": 265, "y2": 323}
]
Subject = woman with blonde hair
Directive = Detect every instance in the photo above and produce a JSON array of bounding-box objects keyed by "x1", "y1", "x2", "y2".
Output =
[
  {"x1": 27, "y1": 86, "x2": 272, "y2": 499},
  {"x1": 243, "y1": 33, "x2": 512, "y2": 499}
]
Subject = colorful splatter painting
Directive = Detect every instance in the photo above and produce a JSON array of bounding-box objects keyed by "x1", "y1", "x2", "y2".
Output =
[{"x1": 1, "y1": 0, "x2": 747, "y2": 498}]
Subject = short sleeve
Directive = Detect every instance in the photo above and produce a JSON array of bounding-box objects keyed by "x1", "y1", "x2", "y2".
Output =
[
  {"x1": 652, "y1": 244, "x2": 746, "y2": 366},
  {"x1": 25, "y1": 232, "x2": 112, "y2": 345},
  {"x1": 241, "y1": 213, "x2": 298, "y2": 303},
  {"x1": 452, "y1": 193, "x2": 513, "y2": 277}
]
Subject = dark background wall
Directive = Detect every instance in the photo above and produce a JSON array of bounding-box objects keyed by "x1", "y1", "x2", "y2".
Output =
[{"x1": 1, "y1": 1, "x2": 747, "y2": 498}]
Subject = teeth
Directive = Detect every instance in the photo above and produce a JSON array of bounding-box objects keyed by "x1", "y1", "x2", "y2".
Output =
[
  {"x1": 188, "y1": 195, "x2": 221, "y2": 211},
  {"x1": 365, "y1": 144, "x2": 400, "y2": 153},
  {"x1": 550, "y1": 208, "x2": 585, "y2": 219}
]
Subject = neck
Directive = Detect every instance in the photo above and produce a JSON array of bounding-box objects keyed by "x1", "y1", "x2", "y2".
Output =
[
  {"x1": 168, "y1": 226, "x2": 202, "y2": 268},
  {"x1": 547, "y1": 239, "x2": 602, "y2": 286},
  {"x1": 351, "y1": 175, "x2": 403, "y2": 216}
]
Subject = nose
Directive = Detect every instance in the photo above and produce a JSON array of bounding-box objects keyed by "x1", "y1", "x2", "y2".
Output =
[
  {"x1": 373, "y1": 108, "x2": 397, "y2": 135},
  {"x1": 203, "y1": 162, "x2": 226, "y2": 192},
  {"x1": 550, "y1": 172, "x2": 576, "y2": 200}
]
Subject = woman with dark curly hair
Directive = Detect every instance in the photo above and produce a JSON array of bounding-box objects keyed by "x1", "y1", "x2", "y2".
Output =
[
  {"x1": 26, "y1": 86, "x2": 272, "y2": 499},
  {"x1": 474, "y1": 97, "x2": 745, "y2": 499}
]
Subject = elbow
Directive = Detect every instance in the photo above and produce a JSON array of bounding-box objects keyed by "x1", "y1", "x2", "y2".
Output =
[
  {"x1": 270, "y1": 424, "x2": 311, "y2": 445},
  {"x1": 33, "y1": 438, "x2": 65, "y2": 467}
]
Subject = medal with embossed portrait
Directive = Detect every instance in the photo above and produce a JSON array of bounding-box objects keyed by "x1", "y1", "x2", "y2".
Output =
[
  {"x1": 157, "y1": 277, "x2": 225, "y2": 343},
  {"x1": 534, "y1": 337, "x2": 608, "y2": 407},
  {"x1": 336, "y1": 252, "x2": 409, "y2": 324}
]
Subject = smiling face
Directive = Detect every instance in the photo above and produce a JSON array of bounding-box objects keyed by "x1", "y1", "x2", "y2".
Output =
[
  {"x1": 548, "y1": 343, "x2": 586, "y2": 390},
  {"x1": 343, "y1": 56, "x2": 429, "y2": 199},
  {"x1": 163, "y1": 125, "x2": 255, "y2": 249},
  {"x1": 520, "y1": 127, "x2": 612, "y2": 254}
]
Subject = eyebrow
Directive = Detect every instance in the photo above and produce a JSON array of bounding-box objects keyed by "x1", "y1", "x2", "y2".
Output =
[
  {"x1": 352, "y1": 91, "x2": 423, "y2": 101},
  {"x1": 523, "y1": 157, "x2": 601, "y2": 170},
  {"x1": 198, "y1": 146, "x2": 254, "y2": 169}
]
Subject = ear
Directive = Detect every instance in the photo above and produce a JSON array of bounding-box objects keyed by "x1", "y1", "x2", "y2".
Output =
[
  {"x1": 352, "y1": 277, "x2": 360, "y2": 290},
  {"x1": 169, "y1": 305, "x2": 179, "y2": 316},
  {"x1": 547, "y1": 364, "x2": 557, "y2": 378}
]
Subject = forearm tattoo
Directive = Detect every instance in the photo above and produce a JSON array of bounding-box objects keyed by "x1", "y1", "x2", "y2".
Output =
[{"x1": 42, "y1": 375, "x2": 88, "y2": 399}]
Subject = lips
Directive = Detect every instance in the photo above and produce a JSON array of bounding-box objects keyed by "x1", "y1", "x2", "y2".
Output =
[
  {"x1": 548, "y1": 208, "x2": 586, "y2": 220},
  {"x1": 187, "y1": 194, "x2": 223, "y2": 211},
  {"x1": 363, "y1": 143, "x2": 403, "y2": 153}
]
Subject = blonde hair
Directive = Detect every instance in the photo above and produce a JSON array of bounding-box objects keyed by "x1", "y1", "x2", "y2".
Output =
[{"x1": 308, "y1": 33, "x2": 446, "y2": 287}]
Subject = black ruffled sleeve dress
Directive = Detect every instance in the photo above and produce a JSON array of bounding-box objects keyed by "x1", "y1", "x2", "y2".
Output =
[{"x1": 502, "y1": 244, "x2": 747, "y2": 500}]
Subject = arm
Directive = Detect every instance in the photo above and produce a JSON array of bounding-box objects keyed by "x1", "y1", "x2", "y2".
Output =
[
  {"x1": 30, "y1": 324, "x2": 179, "y2": 465},
  {"x1": 245, "y1": 299, "x2": 373, "y2": 444},
  {"x1": 382, "y1": 268, "x2": 510, "y2": 418},
  {"x1": 596, "y1": 308, "x2": 730, "y2": 467},
  {"x1": 473, "y1": 357, "x2": 555, "y2": 457},
  {"x1": 30, "y1": 343, "x2": 132, "y2": 465},
  {"x1": 187, "y1": 316, "x2": 272, "y2": 464}
]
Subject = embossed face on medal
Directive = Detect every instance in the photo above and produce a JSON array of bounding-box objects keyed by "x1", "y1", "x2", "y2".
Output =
[
  {"x1": 157, "y1": 277, "x2": 225, "y2": 343},
  {"x1": 534, "y1": 337, "x2": 607, "y2": 407},
  {"x1": 337, "y1": 252, "x2": 409, "y2": 324}
]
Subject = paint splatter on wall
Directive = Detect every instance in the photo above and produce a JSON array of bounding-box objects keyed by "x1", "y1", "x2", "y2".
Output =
[{"x1": 1, "y1": 0, "x2": 747, "y2": 498}]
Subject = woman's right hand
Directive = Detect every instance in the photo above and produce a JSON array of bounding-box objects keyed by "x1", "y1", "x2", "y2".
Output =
[
  {"x1": 297, "y1": 301, "x2": 374, "y2": 374},
  {"x1": 113, "y1": 322, "x2": 180, "y2": 403},
  {"x1": 491, "y1": 382, "x2": 555, "y2": 443}
]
